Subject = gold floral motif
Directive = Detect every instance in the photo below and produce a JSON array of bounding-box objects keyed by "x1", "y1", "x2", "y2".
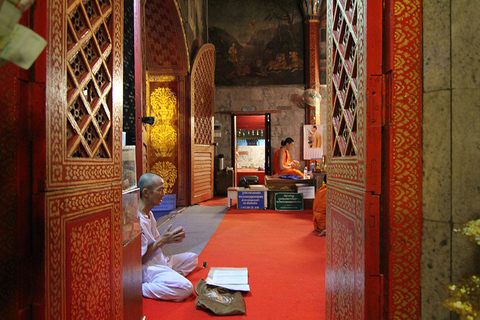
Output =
[
  {"x1": 46, "y1": 185, "x2": 122, "y2": 319},
  {"x1": 150, "y1": 125, "x2": 177, "y2": 158},
  {"x1": 64, "y1": 165, "x2": 115, "y2": 182},
  {"x1": 331, "y1": 217, "x2": 355, "y2": 318},
  {"x1": 151, "y1": 161, "x2": 177, "y2": 194},
  {"x1": 150, "y1": 87, "x2": 177, "y2": 123},
  {"x1": 69, "y1": 217, "x2": 111, "y2": 319},
  {"x1": 326, "y1": 185, "x2": 365, "y2": 319},
  {"x1": 389, "y1": 0, "x2": 423, "y2": 317}
]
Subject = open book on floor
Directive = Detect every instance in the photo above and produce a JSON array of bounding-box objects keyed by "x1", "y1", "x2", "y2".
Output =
[{"x1": 206, "y1": 267, "x2": 250, "y2": 291}]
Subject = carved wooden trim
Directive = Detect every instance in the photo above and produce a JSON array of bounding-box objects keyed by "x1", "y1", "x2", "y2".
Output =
[{"x1": 190, "y1": 44, "x2": 215, "y2": 204}]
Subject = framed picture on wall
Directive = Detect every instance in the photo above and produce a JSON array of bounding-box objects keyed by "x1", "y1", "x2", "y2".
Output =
[{"x1": 303, "y1": 124, "x2": 323, "y2": 160}]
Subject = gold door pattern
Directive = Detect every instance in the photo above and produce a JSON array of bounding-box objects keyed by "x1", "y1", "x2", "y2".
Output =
[
  {"x1": 41, "y1": 0, "x2": 123, "y2": 318},
  {"x1": 326, "y1": 0, "x2": 382, "y2": 318},
  {"x1": 146, "y1": 75, "x2": 188, "y2": 203}
]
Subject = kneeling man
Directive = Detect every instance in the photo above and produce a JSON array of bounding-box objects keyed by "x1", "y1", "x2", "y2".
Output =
[{"x1": 138, "y1": 173, "x2": 198, "y2": 301}]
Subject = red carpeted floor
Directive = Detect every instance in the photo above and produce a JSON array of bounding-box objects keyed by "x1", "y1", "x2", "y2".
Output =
[{"x1": 143, "y1": 208, "x2": 326, "y2": 319}]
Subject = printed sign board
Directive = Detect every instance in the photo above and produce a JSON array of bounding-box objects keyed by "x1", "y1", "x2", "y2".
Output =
[
  {"x1": 274, "y1": 193, "x2": 303, "y2": 211},
  {"x1": 237, "y1": 191, "x2": 265, "y2": 210}
]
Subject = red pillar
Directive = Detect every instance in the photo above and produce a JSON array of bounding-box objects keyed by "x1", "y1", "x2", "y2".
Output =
[{"x1": 303, "y1": 14, "x2": 321, "y2": 125}]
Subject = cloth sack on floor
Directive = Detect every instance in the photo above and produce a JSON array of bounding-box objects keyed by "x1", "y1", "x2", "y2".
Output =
[{"x1": 195, "y1": 279, "x2": 246, "y2": 316}]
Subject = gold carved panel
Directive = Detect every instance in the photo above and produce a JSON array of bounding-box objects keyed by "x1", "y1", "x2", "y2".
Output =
[
  {"x1": 326, "y1": 0, "x2": 371, "y2": 190},
  {"x1": 46, "y1": 0, "x2": 123, "y2": 190},
  {"x1": 326, "y1": 185, "x2": 365, "y2": 320},
  {"x1": 146, "y1": 74, "x2": 185, "y2": 198},
  {"x1": 45, "y1": 185, "x2": 123, "y2": 319}
]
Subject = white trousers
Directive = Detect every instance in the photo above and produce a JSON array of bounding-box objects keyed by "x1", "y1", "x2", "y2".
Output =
[{"x1": 142, "y1": 252, "x2": 198, "y2": 301}]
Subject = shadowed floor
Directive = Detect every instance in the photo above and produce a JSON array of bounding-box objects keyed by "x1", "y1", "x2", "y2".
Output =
[{"x1": 159, "y1": 205, "x2": 228, "y2": 256}]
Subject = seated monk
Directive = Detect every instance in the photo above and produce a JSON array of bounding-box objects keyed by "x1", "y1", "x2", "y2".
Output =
[
  {"x1": 137, "y1": 173, "x2": 198, "y2": 301},
  {"x1": 273, "y1": 137, "x2": 303, "y2": 176}
]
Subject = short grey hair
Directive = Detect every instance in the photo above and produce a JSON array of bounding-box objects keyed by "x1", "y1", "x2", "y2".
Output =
[{"x1": 138, "y1": 172, "x2": 162, "y2": 198}]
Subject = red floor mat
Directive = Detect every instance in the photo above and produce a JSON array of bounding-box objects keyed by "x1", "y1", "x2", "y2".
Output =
[{"x1": 143, "y1": 209, "x2": 325, "y2": 319}]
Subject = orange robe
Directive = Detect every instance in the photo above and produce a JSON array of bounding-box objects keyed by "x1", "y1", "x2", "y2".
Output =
[
  {"x1": 313, "y1": 186, "x2": 326, "y2": 232},
  {"x1": 273, "y1": 147, "x2": 303, "y2": 176}
]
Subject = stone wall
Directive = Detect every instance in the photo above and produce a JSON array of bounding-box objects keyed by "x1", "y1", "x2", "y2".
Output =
[
  {"x1": 421, "y1": 0, "x2": 480, "y2": 318},
  {"x1": 214, "y1": 85, "x2": 327, "y2": 172}
]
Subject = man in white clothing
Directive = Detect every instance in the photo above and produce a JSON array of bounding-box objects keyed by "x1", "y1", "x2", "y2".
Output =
[{"x1": 138, "y1": 173, "x2": 198, "y2": 301}]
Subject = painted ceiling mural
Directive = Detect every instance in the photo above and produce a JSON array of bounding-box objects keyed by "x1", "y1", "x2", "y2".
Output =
[{"x1": 208, "y1": 0, "x2": 306, "y2": 86}]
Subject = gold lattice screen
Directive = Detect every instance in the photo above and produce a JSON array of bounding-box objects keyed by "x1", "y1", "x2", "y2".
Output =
[
  {"x1": 66, "y1": 0, "x2": 113, "y2": 159},
  {"x1": 331, "y1": 0, "x2": 358, "y2": 157}
]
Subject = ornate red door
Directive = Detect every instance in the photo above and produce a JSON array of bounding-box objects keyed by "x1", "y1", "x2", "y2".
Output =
[
  {"x1": 190, "y1": 44, "x2": 215, "y2": 204},
  {"x1": 326, "y1": 0, "x2": 383, "y2": 319},
  {"x1": 142, "y1": 0, "x2": 190, "y2": 206},
  {"x1": 32, "y1": 0, "x2": 124, "y2": 318}
]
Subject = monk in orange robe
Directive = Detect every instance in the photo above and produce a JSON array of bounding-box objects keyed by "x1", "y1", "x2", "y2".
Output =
[
  {"x1": 273, "y1": 138, "x2": 303, "y2": 176},
  {"x1": 313, "y1": 183, "x2": 326, "y2": 236}
]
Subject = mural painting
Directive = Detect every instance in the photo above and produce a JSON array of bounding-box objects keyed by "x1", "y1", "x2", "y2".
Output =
[{"x1": 208, "y1": 0, "x2": 305, "y2": 86}]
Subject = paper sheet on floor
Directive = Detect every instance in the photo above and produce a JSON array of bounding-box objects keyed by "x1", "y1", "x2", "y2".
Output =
[{"x1": 206, "y1": 267, "x2": 250, "y2": 291}]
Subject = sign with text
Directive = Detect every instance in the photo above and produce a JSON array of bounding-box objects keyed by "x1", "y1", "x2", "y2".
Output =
[
  {"x1": 154, "y1": 194, "x2": 176, "y2": 211},
  {"x1": 237, "y1": 191, "x2": 265, "y2": 210},
  {"x1": 274, "y1": 193, "x2": 303, "y2": 211}
]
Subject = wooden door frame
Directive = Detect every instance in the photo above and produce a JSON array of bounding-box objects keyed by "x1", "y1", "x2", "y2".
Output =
[
  {"x1": 135, "y1": 0, "x2": 190, "y2": 205},
  {"x1": 381, "y1": 0, "x2": 423, "y2": 317},
  {"x1": 230, "y1": 113, "x2": 272, "y2": 182},
  {"x1": 325, "y1": 0, "x2": 383, "y2": 318},
  {"x1": 325, "y1": 0, "x2": 423, "y2": 318},
  {"x1": 189, "y1": 43, "x2": 215, "y2": 205}
]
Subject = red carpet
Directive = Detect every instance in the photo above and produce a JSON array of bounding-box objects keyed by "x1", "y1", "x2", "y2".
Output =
[{"x1": 143, "y1": 209, "x2": 326, "y2": 319}]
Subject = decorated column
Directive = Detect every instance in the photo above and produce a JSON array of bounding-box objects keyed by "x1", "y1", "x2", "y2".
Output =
[{"x1": 301, "y1": 0, "x2": 323, "y2": 125}]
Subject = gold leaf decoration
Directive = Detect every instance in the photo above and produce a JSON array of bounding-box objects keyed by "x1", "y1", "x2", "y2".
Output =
[
  {"x1": 443, "y1": 219, "x2": 480, "y2": 319},
  {"x1": 443, "y1": 274, "x2": 480, "y2": 320},
  {"x1": 70, "y1": 217, "x2": 111, "y2": 319},
  {"x1": 150, "y1": 125, "x2": 177, "y2": 158},
  {"x1": 150, "y1": 87, "x2": 177, "y2": 123},
  {"x1": 150, "y1": 161, "x2": 177, "y2": 194},
  {"x1": 454, "y1": 219, "x2": 480, "y2": 246}
]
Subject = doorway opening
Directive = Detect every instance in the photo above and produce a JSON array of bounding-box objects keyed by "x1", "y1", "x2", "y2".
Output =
[{"x1": 231, "y1": 114, "x2": 271, "y2": 186}]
